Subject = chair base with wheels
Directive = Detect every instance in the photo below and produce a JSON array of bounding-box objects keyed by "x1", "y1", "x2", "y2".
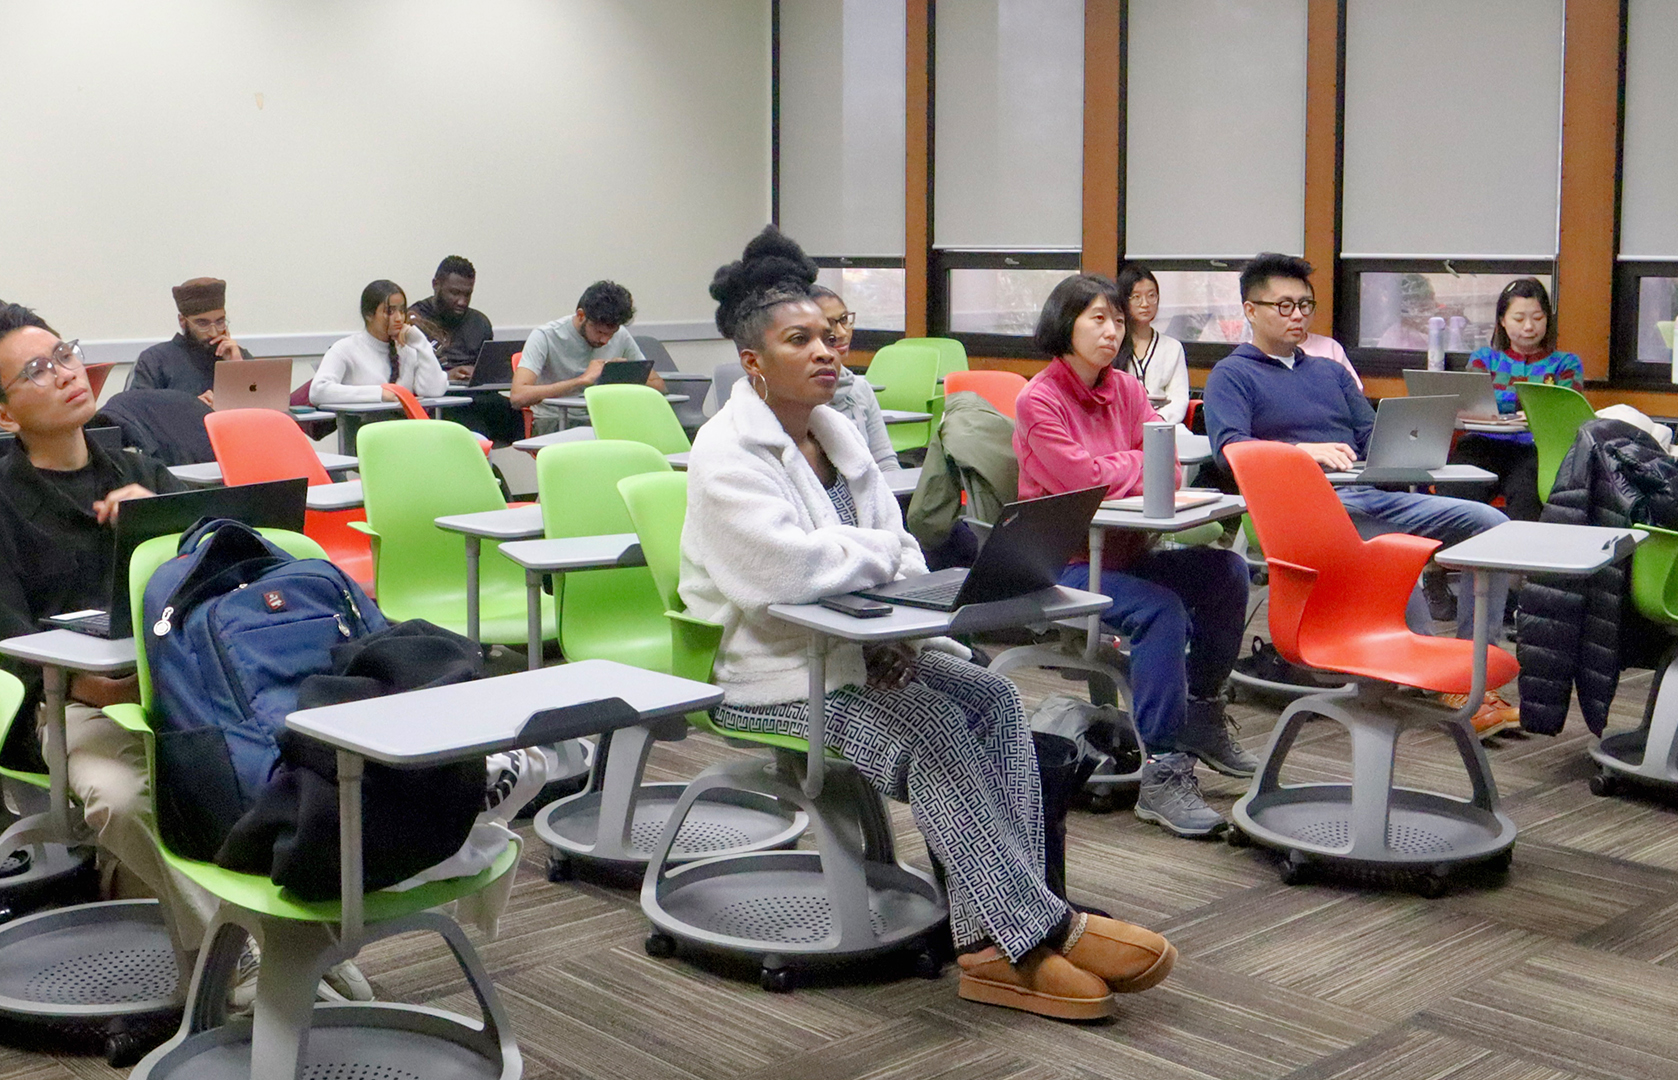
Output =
[
  {"x1": 641, "y1": 752, "x2": 946, "y2": 992},
  {"x1": 532, "y1": 717, "x2": 807, "y2": 882},
  {"x1": 1230, "y1": 681, "x2": 1516, "y2": 895},
  {"x1": 1589, "y1": 523, "x2": 1678, "y2": 800}
]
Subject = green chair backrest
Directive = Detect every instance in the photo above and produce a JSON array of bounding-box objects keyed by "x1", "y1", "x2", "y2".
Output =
[
  {"x1": 865, "y1": 342, "x2": 939, "y2": 452},
  {"x1": 536, "y1": 440, "x2": 672, "y2": 671},
  {"x1": 618, "y1": 472, "x2": 813, "y2": 754},
  {"x1": 357, "y1": 420, "x2": 517, "y2": 626},
  {"x1": 0, "y1": 669, "x2": 44, "y2": 790},
  {"x1": 584, "y1": 384, "x2": 692, "y2": 455},
  {"x1": 128, "y1": 530, "x2": 326, "y2": 710},
  {"x1": 1632, "y1": 524, "x2": 1678, "y2": 627},
  {"x1": 1515, "y1": 382, "x2": 1598, "y2": 504},
  {"x1": 897, "y1": 337, "x2": 969, "y2": 381},
  {"x1": 1659, "y1": 321, "x2": 1674, "y2": 351}
]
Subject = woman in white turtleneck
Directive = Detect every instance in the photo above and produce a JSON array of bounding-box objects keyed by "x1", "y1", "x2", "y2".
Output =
[
  {"x1": 811, "y1": 285, "x2": 901, "y2": 472},
  {"x1": 1114, "y1": 264, "x2": 1189, "y2": 426},
  {"x1": 310, "y1": 279, "x2": 449, "y2": 405}
]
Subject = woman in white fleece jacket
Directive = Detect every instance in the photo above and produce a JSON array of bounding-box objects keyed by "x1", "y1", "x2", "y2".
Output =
[
  {"x1": 680, "y1": 227, "x2": 1175, "y2": 1022},
  {"x1": 310, "y1": 279, "x2": 449, "y2": 405}
]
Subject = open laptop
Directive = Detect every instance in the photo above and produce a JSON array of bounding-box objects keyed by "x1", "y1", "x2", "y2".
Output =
[
  {"x1": 213, "y1": 358, "x2": 294, "y2": 412},
  {"x1": 596, "y1": 359, "x2": 655, "y2": 385},
  {"x1": 1341, "y1": 395, "x2": 1460, "y2": 485},
  {"x1": 467, "y1": 341, "x2": 522, "y2": 387},
  {"x1": 44, "y1": 478, "x2": 307, "y2": 639},
  {"x1": 854, "y1": 486, "x2": 1106, "y2": 611},
  {"x1": 1402, "y1": 369, "x2": 1514, "y2": 423}
]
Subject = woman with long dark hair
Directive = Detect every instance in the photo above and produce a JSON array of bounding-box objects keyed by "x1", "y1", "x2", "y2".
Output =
[
  {"x1": 1114, "y1": 264, "x2": 1189, "y2": 425},
  {"x1": 310, "y1": 280, "x2": 448, "y2": 405}
]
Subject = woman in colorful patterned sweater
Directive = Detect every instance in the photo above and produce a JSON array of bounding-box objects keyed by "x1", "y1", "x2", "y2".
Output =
[{"x1": 1452, "y1": 278, "x2": 1583, "y2": 521}]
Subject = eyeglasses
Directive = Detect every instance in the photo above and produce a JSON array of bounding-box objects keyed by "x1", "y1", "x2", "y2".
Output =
[
  {"x1": 829, "y1": 311, "x2": 856, "y2": 330},
  {"x1": 186, "y1": 315, "x2": 229, "y2": 333},
  {"x1": 2, "y1": 339, "x2": 84, "y2": 394},
  {"x1": 1249, "y1": 298, "x2": 1317, "y2": 317}
]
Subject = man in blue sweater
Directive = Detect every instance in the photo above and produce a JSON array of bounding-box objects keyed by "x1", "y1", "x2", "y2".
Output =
[{"x1": 1204, "y1": 254, "x2": 1515, "y2": 733}]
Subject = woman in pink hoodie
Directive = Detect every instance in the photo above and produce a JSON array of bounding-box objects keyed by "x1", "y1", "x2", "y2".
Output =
[{"x1": 1014, "y1": 274, "x2": 1252, "y2": 839}]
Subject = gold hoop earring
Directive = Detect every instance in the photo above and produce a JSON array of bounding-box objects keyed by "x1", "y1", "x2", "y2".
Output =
[{"x1": 750, "y1": 372, "x2": 768, "y2": 400}]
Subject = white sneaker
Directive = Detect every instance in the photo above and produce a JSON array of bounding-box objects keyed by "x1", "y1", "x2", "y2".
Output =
[
  {"x1": 481, "y1": 746, "x2": 555, "y2": 823},
  {"x1": 320, "y1": 960, "x2": 373, "y2": 1002}
]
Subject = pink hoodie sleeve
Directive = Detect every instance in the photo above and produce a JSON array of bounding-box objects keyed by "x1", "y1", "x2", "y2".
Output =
[{"x1": 1015, "y1": 390, "x2": 1138, "y2": 499}]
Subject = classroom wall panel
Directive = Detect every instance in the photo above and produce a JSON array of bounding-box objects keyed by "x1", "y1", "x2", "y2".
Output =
[{"x1": 1, "y1": 0, "x2": 771, "y2": 343}]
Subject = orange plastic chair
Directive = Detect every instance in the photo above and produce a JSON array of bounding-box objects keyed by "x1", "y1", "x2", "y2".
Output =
[
  {"x1": 203, "y1": 408, "x2": 374, "y2": 589},
  {"x1": 1223, "y1": 440, "x2": 1517, "y2": 889},
  {"x1": 1183, "y1": 399, "x2": 1200, "y2": 431},
  {"x1": 942, "y1": 369, "x2": 1027, "y2": 420},
  {"x1": 384, "y1": 383, "x2": 492, "y2": 456}
]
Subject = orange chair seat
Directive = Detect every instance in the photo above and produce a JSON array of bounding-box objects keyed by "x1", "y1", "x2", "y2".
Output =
[{"x1": 1297, "y1": 628, "x2": 1518, "y2": 696}]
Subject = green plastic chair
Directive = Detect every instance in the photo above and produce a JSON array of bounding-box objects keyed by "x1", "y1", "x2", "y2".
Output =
[
  {"x1": 355, "y1": 420, "x2": 554, "y2": 646},
  {"x1": 1589, "y1": 524, "x2": 1678, "y2": 793},
  {"x1": 864, "y1": 342, "x2": 940, "y2": 453},
  {"x1": 619, "y1": 472, "x2": 944, "y2": 987},
  {"x1": 537, "y1": 440, "x2": 672, "y2": 672},
  {"x1": 0, "y1": 670, "x2": 45, "y2": 794},
  {"x1": 1658, "y1": 321, "x2": 1674, "y2": 351},
  {"x1": 113, "y1": 530, "x2": 520, "y2": 1080},
  {"x1": 896, "y1": 337, "x2": 969, "y2": 431},
  {"x1": 583, "y1": 384, "x2": 692, "y2": 455},
  {"x1": 1514, "y1": 382, "x2": 1599, "y2": 504}
]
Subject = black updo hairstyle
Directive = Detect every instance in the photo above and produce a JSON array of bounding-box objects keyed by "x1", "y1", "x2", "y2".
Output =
[{"x1": 710, "y1": 225, "x2": 820, "y2": 350}]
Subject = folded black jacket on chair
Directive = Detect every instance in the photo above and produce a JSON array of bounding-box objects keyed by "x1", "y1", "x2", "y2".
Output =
[
  {"x1": 214, "y1": 620, "x2": 490, "y2": 900},
  {"x1": 1517, "y1": 419, "x2": 1678, "y2": 735}
]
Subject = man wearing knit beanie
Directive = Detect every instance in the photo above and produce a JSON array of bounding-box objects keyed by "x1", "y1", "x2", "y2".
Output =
[{"x1": 129, "y1": 277, "x2": 252, "y2": 405}]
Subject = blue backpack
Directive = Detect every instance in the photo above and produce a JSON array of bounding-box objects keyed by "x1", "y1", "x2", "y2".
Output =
[{"x1": 142, "y1": 520, "x2": 386, "y2": 860}]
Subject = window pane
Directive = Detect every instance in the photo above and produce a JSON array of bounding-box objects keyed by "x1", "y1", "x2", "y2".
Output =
[
  {"x1": 1356, "y1": 272, "x2": 1553, "y2": 352},
  {"x1": 1635, "y1": 276, "x2": 1678, "y2": 367},
  {"x1": 816, "y1": 267, "x2": 906, "y2": 333},
  {"x1": 948, "y1": 269, "x2": 1073, "y2": 335},
  {"x1": 1151, "y1": 271, "x2": 1247, "y2": 344}
]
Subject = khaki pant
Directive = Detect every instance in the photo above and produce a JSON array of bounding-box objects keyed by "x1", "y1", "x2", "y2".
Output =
[{"x1": 49, "y1": 704, "x2": 221, "y2": 955}]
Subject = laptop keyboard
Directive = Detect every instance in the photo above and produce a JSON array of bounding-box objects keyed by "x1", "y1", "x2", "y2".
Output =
[
  {"x1": 65, "y1": 612, "x2": 110, "y2": 637},
  {"x1": 884, "y1": 578, "x2": 966, "y2": 608}
]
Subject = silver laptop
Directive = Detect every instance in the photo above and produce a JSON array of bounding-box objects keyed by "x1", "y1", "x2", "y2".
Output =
[
  {"x1": 213, "y1": 358, "x2": 294, "y2": 412},
  {"x1": 1402, "y1": 369, "x2": 1505, "y2": 422},
  {"x1": 1345, "y1": 395, "x2": 1460, "y2": 484}
]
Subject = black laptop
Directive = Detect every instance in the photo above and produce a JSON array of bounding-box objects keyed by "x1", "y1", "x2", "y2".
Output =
[
  {"x1": 467, "y1": 341, "x2": 523, "y2": 387},
  {"x1": 44, "y1": 478, "x2": 308, "y2": 639},
  {"x1": 855, "y1": 486, "x2": 1106, "y2": 611},
  {"x1": 595, "y1": 359, "x2": 655, "y2": 385}
]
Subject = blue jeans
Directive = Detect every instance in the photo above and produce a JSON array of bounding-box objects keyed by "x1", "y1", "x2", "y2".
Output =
[
  {"x1": 1058, "y1": 546, "x2": 1249, "y2": 750},
  {"x1": 1335, "y1": 485, "x2": 1509, "y2": 639}
]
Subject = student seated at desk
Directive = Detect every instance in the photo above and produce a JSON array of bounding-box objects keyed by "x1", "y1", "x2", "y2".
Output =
[
  {"x1": 810, "y1": 284, "x2": 899, "y2": 472},
  {"x1": 511, "y1": 280, "x2": 666, "y2": 435},
  {"x1": 310, "y1": 280, "x2": 448, "y2": 406},
  {"x1": 685, "y1": 228, "x2": 1174, "y2": 1021},
  {"x1": 1455, "y1": 278, "x2": 1583, "y2": 522},
  {"x1": 1015, "y1": 274, "x2": 1253, "y2": 839},
  {"x1": 129, "y1": 276, "x2": 253, "y2": 406},
  {"x1": 1115, "y1": 264, "x2": 1189, "y2": 426},
  {"x1": 1202, "y1": 253, "x2": 1517, "y2": 735}
]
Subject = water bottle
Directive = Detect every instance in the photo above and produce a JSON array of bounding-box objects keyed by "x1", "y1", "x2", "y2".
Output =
[
  {"x1": 1446, "y1": 316, "x2": 1467, "y2": 353},
  {"x1": 1142, "y1": 421, "x2": 1176, "y2": 519},
  {"x1": 1427, "y1": 316, "x2": 1446, "y2": 371}
]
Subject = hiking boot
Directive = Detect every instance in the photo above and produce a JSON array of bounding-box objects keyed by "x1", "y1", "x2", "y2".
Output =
[
  {"x1": 1134, "y1": 753, "x2": 1227, "y2": 838},
  {"x1": 1423, "y1": 567, "x2": 1458, "y2": 622},
  {"x1": 1177, "y1": 696, "x2": 1259, "y2": 778},
  {"x1": 957, "y1": 945, "x2": 1114, "y2": 1021},
  {"x1": 1058, "y1": 912, "x2": 1177, "y2": 993},
  {"x1": 1440, "y1": 690, "x2": 1520, "y2": 740}
]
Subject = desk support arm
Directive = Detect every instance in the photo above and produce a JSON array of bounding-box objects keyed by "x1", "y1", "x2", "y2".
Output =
[
  {"x1": 337, "y1": 750, "x2": 364, "y2": 949},
  {"x1": 805, "y1": 635, "x2": 829, "y2": 799}
]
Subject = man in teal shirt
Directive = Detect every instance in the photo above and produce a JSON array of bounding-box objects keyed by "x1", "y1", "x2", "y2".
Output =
[{"x1": 512, "y1": 281, "x2": 665, "y2": 435}]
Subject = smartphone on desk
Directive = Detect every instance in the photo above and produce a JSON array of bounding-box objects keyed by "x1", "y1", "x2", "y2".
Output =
[{"x1": 819, "y1": 594, "x2": 893, "y2": 619}]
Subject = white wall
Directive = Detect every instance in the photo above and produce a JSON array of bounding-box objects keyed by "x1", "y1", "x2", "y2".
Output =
[{"x1": 1, "y1": 0, "x2": 771, "y2": 363}]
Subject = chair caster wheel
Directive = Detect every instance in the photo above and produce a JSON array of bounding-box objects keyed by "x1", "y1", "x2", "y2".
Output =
[
  {"x1": 644, "y1": 932, "x2": 677, "y2": 959},
  {"x1": 760, "y1": 966, "x2": 795, "y2": 993},
  {"x1": 1488, "y1": 850, "x2": 1513, "y2": 873},
  {"x1": 1082, "y1": 792, "x2": 1116, "y2": 815},
  {"x1": 1588, "y1": 773, "x2": 1618, "y2": 797},
  {"x1": 0, "y1": 906, "x2": 14, "y2": 925},
  {"x1": 1417, "y1": 869, "x2": 1450, "y2": 899},
  {"x1": 104, "y1": 1021, "x2": 162, "y2": 1068},
  {"x1": 1279, "y1": 851, "x2": 1309, "y2": 886},
  {"x1": 912, "y1": 950, "x2": 943, "y2": 980},
  {"x1": 1226, "y1": 826, "x2": 1252, "y2": 849},
  {"x1": 546, "y1": 851, "x2": 572, "y2": 883}
]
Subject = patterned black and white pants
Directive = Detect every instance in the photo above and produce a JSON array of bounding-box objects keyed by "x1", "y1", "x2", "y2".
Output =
[{"x1": 716, "y1": 649, "x2": 1069, "y2": 961}]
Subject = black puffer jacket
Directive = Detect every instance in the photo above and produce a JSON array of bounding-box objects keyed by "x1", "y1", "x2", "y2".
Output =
[{"x1": 1517, "y1": 419, "x2": 1678, "y2": 735}]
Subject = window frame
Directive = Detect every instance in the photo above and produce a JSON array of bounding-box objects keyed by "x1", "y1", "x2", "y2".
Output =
[
  {"x1": 1333, "y1": 256, "x2": 1557, "y2": 378},
  {"x1": 813, "y1": 256, "x2": 908, "y2": 352},
  {"x1": 929, "y1": 249, "x2": 1081, "y2": 359},
  {"x1": 1610, "y1": 258, "x2": 1678, "y2": 388}
]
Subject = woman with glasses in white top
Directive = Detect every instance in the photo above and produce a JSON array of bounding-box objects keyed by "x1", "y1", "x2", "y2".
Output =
[
  {"x1": 1115, "y1": 264, "x2": 1189, "y2": 426},
  {"x1": 809, "y1": 285, "x2": 899, "y2": 472}
]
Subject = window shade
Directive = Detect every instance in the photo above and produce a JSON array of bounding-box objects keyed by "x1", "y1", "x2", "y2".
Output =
[{"x1": 1620, "y1": 0, "x2": 1678, "y2": 258}]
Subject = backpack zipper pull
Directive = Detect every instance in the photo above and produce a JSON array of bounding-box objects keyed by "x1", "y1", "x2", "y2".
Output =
[
  {"x1": 152, "y1": 606, "x2": 175, "y2": 638},
  {"x1": 334, "y1": 614, "x2": 351, "y2": 638}
]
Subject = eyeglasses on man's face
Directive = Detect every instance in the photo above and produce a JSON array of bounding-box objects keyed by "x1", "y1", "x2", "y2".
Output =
[
  {"x1": 1249, "y1": 298, "x2": 1317, "y2": 318},
  {"x1": 3, "y1": 339, "x2": 84, "y2": 394}
]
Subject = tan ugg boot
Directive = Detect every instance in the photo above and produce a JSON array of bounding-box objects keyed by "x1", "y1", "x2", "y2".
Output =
[
  {"x1": 956, "y1": 945, "x2": 1115, "y2": 1021},
  {"x1": 1059, "y1": 912, "x2": 1178, "y2": 993}
]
